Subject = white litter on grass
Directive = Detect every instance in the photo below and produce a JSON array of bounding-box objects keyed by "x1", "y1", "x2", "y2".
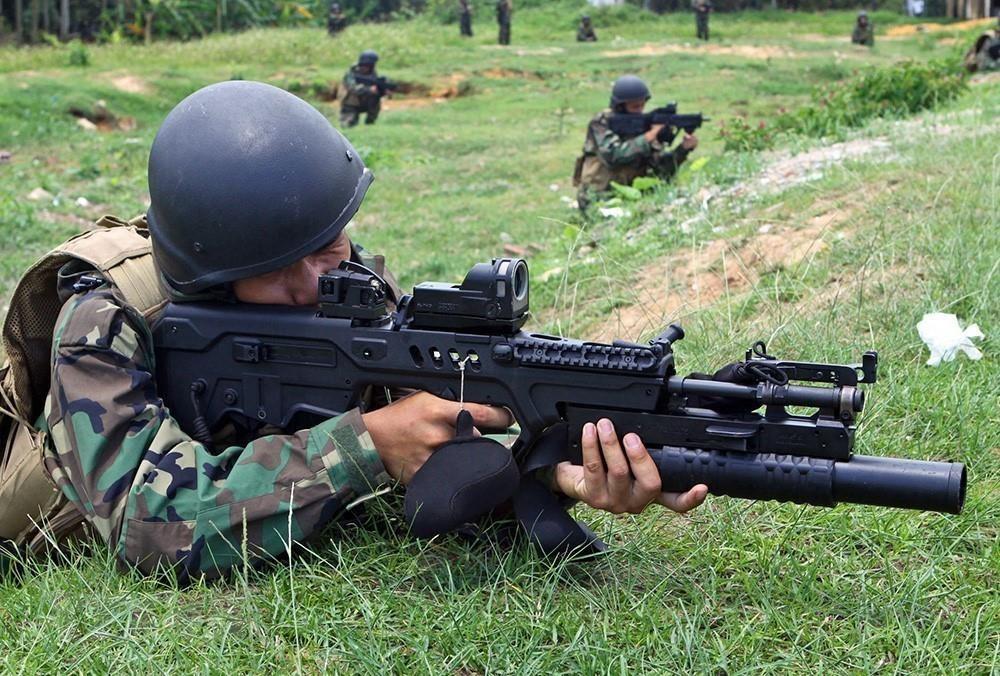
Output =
[
  {"x1": 75, "y1": 196, "x2": 91, "y2": 207},
  {"x1": 916, "y1": 312, "x2": 984, "y2": 366},
  {"x1": 559, "y1": 195, "x2": 578, "y2": 209},
  {"x1": 549, "y1": 183, "x2": 560, "y2": 192},
  {"x1": 27, "y1": 187, "x2": 53, "y2": 202},
  {"x1": 758, "y1": 223, "x2": 773, "y2": 233},
  {"x1": 599, "y1": 207, "x2": 629, "y2": 219}
]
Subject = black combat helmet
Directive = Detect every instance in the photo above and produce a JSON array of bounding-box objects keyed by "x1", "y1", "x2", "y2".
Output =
[
  {"x1": 358, "y1": 50, "x2": 379, "y2": 66},
  {"x1": 147, "y1": 80, "x2": 372, "y2": 294},
  {"x1": 610, "y1": 75, "x2": 651, "y2": 109}
]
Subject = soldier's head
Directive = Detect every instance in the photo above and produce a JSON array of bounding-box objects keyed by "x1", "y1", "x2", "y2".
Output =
[
  {"x1": 581, "y1": 15, "x2": 591, "y2": 25},
  {"x1": 358, "y1": 49, "x2": 379, "y2": 74},
  {"x1": 147, "y1": 81, "x2": 371, "y2": 306},
  {"x1": 330, "y1": 2, "x2": 341, "y2": 12},
  {"x1": 857, "y1": 10, "x2": 868, "y2": 25},
  {"x1": 610, "y1": 75, "x2": 651, "y2": 113}
]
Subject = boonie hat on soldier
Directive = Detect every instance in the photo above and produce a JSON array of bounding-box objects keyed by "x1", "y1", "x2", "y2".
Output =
[
  {"x1": 358, "y1": 50, "x2": 379, "y2": 65},
  {"x1": 147, "y1": 81, "x2": 373, "y2": 294}
]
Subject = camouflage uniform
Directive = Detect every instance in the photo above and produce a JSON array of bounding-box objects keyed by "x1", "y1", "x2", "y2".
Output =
[
  {"x1": 340, "y1": 66, "x2": 381, "y2": 127},
  {"x1": 575, "y1": 109, "x2": 691, "y2": 211},
  {"x1": 496, "y1": 0, "x2": 511, "y2": 45},
  {"x1": 851, "y1": 17, "x2": 874, "y2": 46},
  {"x1": 41, "y1": 270, "x2": 391, "y2": 581},
  {"x1": 576, "y1": 19, "x2": 597, "y2": 42},
  {"x1": 327, "y1": 4, "x2": 347, "y2": 35}
]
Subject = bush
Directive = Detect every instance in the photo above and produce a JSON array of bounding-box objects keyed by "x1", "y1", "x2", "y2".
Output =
[
  {"x1": 722, "y1": 59, "x2": 967, "y2": 152},
  {"x1": 67, "y1": 41, "x2": 91, "y2": 67}
]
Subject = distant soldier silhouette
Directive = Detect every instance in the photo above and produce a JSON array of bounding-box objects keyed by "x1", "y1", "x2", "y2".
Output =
[
  {"x1": 496, "y1": 0, "x2": 512, "y2": 45},
  {"x1": 459, "y1": 0, "x2": 473, "y2": 37}
]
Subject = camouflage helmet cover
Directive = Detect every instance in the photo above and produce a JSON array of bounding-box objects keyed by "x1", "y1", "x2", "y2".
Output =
[{"x1": 358, "y1": 50, "x2": 379, "y2": 65}]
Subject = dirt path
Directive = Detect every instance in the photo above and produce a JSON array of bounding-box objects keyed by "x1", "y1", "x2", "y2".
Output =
[{"x1": 602, "y1": 42, "x2": 799, "y2": 60}]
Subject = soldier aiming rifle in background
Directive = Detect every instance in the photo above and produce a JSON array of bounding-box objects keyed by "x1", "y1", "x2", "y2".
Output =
[
  {"x1": 340, "y1": 50, "x2": 396, "y2": 127},
  {"x1": 574, "y1": 75, "x2": 701, "y2": 213}
]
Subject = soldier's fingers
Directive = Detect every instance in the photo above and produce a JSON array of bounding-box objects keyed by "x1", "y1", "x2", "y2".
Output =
[
  {"x1": 597, "y1": 419, "x2": 631, "y2": 505},
  {"x1": 655, "y1": 484, "x2": 709, "y2": 514},
  {"x1": 463, "y1": 402, "x2": 514, "y2": 431},
  {"x1": 581, "y1": 422, "x2": 607, "y2": 504},
  {"x1": 623, "y1": 433, "x2": 662, "y2": 497}
]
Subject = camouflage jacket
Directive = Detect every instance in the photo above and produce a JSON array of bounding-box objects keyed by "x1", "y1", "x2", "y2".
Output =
[
  {"x1": 578, "y1": 109, "x2": 690, "y2": 193},
  {"x1": 852, "y1": 22, "x2": 874, "y2": 46},
  {"x1": 576, "y1": 24, "x2": 597, "y2": 42},
  {"x1": 42, "y1": 274, "x2": 390, "y2": 580},
  {"x1": 341, "y1": 66, "x2": 379, "y2": 108}
]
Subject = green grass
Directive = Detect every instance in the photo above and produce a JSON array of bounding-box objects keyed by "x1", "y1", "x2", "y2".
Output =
[{"x1": 1, "y1": 5, "x2": 998, "y2": 673}]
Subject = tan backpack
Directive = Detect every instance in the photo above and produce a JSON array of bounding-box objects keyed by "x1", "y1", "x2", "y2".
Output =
[{"x1": 0, "y1": 215, "x2": 167, "y2": 549}]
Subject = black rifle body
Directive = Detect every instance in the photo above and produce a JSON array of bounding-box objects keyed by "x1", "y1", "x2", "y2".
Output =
[
  {"x1": 608, "y1": 103, "x2": 708, "y2": 143},
  {"x1": 352, "y1": 73, "x2": 397, "y2": 96},
  {"x1": 153, "y1": 260, "x2": 965, "y2": 519}
]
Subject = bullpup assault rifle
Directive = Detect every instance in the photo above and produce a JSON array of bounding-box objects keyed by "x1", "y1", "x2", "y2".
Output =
[
  {"x1": 154, "y1": 259, "x2": 966, "y2": 555},
  {"x1": 353, "y1": 73, "x2": 398, "y2": 97},
  {"x1": 608, "y1": 102, "x2": 708, "y2": 145}
]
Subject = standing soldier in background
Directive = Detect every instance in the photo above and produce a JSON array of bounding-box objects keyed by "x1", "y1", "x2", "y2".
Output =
[
  {"x1": 851, "y1": 11, "x2": 874, "y2": 47},
  {"x1": 496, "y1": 0, "x2": 512, "y2": 46},
  {"x1": 577, "y1": 15, "x2": 597, "y2": 42},
  {"x1": 574, "y1": 75, "x2": 699, "y2": 213},
  {"x1": 340, "y1": 50, "x2": 387, "y2": 127},
  {"x1": 327, "y1": 2, "x2": 347, "y2": 36},
  {"x1": 459, "y1": 0, "x2": 473, "y2": 37},
  {"x1": 693, "y1": 0, "x2": 711, "y2": 41}
]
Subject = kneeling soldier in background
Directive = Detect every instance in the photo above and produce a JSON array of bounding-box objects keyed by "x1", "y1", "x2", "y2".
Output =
[
  {"x1": 340, "y1": 50, "x2": 389, "y2": 127},
  {"x1": 574, "y1": 75, "x2": 699, "y2": 213},
  {"x1": 577, "y1": 15, "x2": 597, "y2": 42},
  {"x1": 851, "y1": 11, "x2": 874, "y2": 47}
]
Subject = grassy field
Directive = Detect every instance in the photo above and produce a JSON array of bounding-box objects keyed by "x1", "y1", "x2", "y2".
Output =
[{"x1": 1, "y1": 3, "x2": 998, "y2": 672}]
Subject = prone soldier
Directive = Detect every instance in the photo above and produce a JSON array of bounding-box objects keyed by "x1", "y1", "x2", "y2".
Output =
[
  {"x1": 574, "y1": 75, "x2": 699, "y2": 213},
  {"x1": 0, "y1": 82, "x2": 707, "y2": 579},
  {"x1": 340, "y1": 50, "x2": 389, "y2": 128}
]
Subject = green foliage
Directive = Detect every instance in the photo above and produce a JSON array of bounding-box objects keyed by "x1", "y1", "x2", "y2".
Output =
[
  {"x1": 67, "y1": 42, "x2": 91, "y2": 67},
  {"x1": 722, "y1": 59, "x2": 968, "y2": 152}
]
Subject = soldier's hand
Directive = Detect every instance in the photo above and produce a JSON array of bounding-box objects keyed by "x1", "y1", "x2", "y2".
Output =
[
  {"x1": 362, "y1": 391, "x2": 512, "y2": 484},
  {"x1": 370, "y1": 85, "x2": 379, "y2": 94},
  {"x1": 553, "y1": 418, "x2": 708, "y2": 515},
  {"x1": 644, "y1": 124, "x2": 666, "y2": 144},
  {"x1": 682, "y1": 133, "x2": 699, "y2": 150}
]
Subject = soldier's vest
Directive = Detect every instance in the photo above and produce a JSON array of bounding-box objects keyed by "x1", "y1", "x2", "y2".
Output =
[
  {"x1": 0, "y1": 219, "x2": 402, "y2": 552},
  {"x1": 575, "y1": 111, "x2": 650, "y2": 193},
  {"x1": 0, "y1": 216, "x2": 166, "y2": 551}
]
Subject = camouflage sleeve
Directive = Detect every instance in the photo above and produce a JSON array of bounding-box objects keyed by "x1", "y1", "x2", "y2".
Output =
[
  {"x1": 591, "y1": 117, "x2": 655, "y2": 167},
  {"x1": 343, "y1": 69, "x2": 371, "y2": 98},
  {"x1": 43, "y1": 286, "x2": 390, "y2": 580}
]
